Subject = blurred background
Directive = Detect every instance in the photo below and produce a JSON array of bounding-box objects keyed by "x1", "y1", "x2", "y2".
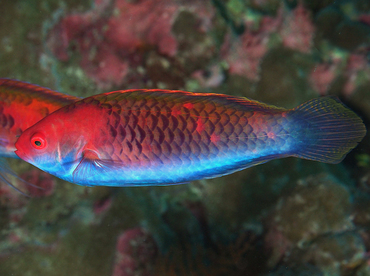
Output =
[{"x1": 0, "y1": 0, "x2": 370, "y2": 275}]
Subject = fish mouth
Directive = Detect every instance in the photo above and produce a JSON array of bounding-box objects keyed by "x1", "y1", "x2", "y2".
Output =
[
  {"x1": 14, "y1": 149, "x2": 28, "y2": 161},
  {"x1": 14, "y1": 142, "x2": 29, "y2": 162}
]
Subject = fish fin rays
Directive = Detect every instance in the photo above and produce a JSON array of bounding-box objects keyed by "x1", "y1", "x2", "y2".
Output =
[
  {"x1": 0, "y1": 158, "x2": 43, "y2": 196},
  {"x1": 291, "y1": 96, "x2": 366, "y2": 163},
  {"x1": 72, "y1": 150, "x2": 123, "y2": 185}
]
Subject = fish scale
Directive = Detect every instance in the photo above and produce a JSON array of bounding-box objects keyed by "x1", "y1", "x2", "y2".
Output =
[
  {"x1": 88, "y1": 90, "x2": 289, "y2": 173},
  {"x1": 15, "y1": 90, "x2": 366, "y2": 186}
]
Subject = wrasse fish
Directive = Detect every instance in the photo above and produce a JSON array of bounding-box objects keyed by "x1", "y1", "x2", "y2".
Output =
[
  {"x1": 0, "y1": 79, "x2": 78, "y2": 189},
  {"x1": 15, "y1": 90, "x2": 366, "y2": 186},
  {"x1": 0, "y1": 79, "x2": 78, "y2": 157}
]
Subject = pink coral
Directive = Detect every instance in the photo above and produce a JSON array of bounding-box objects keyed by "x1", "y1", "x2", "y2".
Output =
[
  {"x1": 310, "y1": 50, "x2": 370, "y2": 96},
  {"x1": 280, "y1": 3, "x2": 315, "y2": 53},
  {"x1": 309, "y1": 63, "x2": 338, "y2": 95},
  {"x1": 223, "y1": 13, "x2": 282, "y2": 80},
  {"x1": 112, "y1": 227, "x2": 157, "y2": 276},
  {"x1": 343, "y1": 53, "x2": 369, "y2": 96},
  {"x1": 47, "y1": 0, "x2": 213, "y2": 89},
  {"x1": 223, "y1": 3, "x2": 316, "y2": 81},
  {"x1": 106, "y1": 0, "x2": 178, "y2": 56},
  {"x1": 192, "y1": 64, "x2": 225, "y2": 88}
]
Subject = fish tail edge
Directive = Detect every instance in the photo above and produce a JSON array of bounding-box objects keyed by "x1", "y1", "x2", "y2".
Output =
[{"x1": 290, "y1": 96, "x2": 366, "y2": 164}]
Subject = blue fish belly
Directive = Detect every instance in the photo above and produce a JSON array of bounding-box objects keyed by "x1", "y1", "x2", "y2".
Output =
[{"x1": 68, "y1": 133, "x2": 295, "y2": 186}]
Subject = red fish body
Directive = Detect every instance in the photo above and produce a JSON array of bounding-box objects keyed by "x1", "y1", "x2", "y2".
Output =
[
  {"x1": 15, "y1": 89, "x2": 366, "y2": 186},
  {"x1": 0, "y1": 79, "x2": 78, "y2": 189}
]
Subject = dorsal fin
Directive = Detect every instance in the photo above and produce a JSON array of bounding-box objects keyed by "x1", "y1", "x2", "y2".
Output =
[{"x1": 82, "y1": 89, "x2": 287, "y2": 113}]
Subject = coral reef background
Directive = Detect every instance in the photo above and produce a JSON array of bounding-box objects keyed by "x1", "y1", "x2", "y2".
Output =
[{"x1": 0, "y1": 0, "x2": 370, "y2": 275}]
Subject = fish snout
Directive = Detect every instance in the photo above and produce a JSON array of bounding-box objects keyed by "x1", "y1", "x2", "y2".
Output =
[
  {"x1": 14, "y1": 141, "x2": 29, "y2": 161},
  {"x1": 15, "y1": 149, "x2": 26, "y2": 161}
]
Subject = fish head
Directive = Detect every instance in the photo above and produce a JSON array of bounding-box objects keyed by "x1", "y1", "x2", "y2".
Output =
[{"x1": 15, "y1": 113, "x2": 86, "y2": 179}]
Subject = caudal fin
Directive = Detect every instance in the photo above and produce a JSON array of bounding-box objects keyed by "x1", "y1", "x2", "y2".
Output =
[{"x1": 291, "y1": 96, "x2": 366, "y2": 164}]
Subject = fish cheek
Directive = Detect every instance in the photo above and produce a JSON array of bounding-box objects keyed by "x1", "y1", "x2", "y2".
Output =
[{"x1": 58, "y1": 135, "x2": 86, "y2": 165}]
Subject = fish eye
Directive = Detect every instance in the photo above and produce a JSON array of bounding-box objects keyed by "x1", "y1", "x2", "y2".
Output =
[{"x1": 31, "y1": 133, "x2": 46, "y2": 150}]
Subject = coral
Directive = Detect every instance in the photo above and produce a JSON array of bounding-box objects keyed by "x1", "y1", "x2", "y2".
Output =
[
  {"x1": 265, "y1": 173, "x2": 354, "y2": 267},
  {"x1": 342, "y1": 52, "x2": 370, "y2": 96},
  {"x1": 191, "y1": 64, "x2": 225, "y2": 88},
  {"x1": 106, "y1": 0, "x2": 178, "y2": 56},
  {"x1": 112, "y1": 227, "x2": 157, "y2": 276},
  {"x1": 315, "y1": 6, "x2": 370, "y2": 51},
  {"x1": 309, "y1": 63, "x2": 338, "y2": 95},
  {"x1": 223, "y1": 3, "x2": 315, "y2": 82},
  {"x1": 299, "y1": 232, "x2": 366, "y2": 275},
  {"x1": 46, "y1": 0, "x2": 131, "y2": 89},
  {"x1": 280, "y1": 3, "x2": 315, "y2": 53},
  {"x1": 309, "y1": 48, "x2": 370, "y2": 96},
  {"x1": 46, "y1": 0, "x2": 214, "y2": 89},
  {"x1": 222, "y1": 10, "x2": 282, "y2": 80}
]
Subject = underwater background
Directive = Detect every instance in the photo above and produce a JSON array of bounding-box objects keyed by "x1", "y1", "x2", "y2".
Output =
[{"x1": 0, "y1": 0, "x2": 370, "y2": 275}]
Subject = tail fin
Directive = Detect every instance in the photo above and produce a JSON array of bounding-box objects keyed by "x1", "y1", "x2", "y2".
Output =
[{"x1": 290, "y1": 96, "x2": 366, "y2": 164}]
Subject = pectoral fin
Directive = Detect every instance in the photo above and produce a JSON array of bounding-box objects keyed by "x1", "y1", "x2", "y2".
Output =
[{"x1": 72, "y1": 150, "x2": 122, "y2": 185}]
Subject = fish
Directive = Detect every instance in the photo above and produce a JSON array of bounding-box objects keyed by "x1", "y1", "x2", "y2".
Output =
[
  {"x1": 14, "y1": 89, "x2": 366, "y2": 187},
  {"x1": 0, "y1": 79, "x2": 79, "y2": 189}
]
